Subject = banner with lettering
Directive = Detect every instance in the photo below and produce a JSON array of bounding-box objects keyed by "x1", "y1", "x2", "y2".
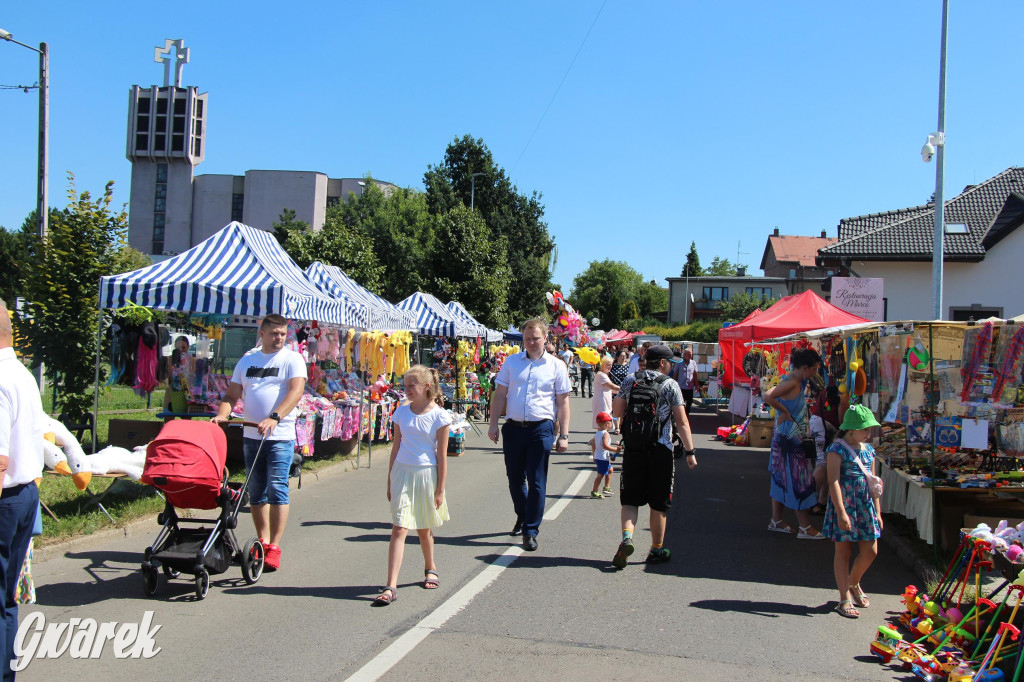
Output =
[{"x1": 831, "y1": 277, "x2": 884, "y2": 321}]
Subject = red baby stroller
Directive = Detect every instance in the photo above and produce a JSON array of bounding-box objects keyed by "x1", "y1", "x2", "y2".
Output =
[{"x1": 140, "y1": 419, "x2": 265, "y2": 600}]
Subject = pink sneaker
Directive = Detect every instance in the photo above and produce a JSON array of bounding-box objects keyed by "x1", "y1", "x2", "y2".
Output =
[{"x1": 264, "y1": 544, "x2": 281, "y2": 571}]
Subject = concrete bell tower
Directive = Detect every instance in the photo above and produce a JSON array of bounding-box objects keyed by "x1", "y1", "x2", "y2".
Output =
[{"x1": 126, "y1": 39, "x2": 208, "y2": 256}]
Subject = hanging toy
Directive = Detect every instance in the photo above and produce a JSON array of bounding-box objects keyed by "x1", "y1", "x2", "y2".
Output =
[{"x1": 907, "y1": 334, "x2": 930, "y2": 370}]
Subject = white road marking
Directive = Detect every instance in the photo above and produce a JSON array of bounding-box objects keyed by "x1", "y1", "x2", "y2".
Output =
[{"x1": 346, "y1": 470, "x2": 591, "y2": 682}]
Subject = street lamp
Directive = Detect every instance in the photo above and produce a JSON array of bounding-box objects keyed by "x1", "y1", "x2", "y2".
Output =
[
  {"x1": 470, "y1": 172, "x2": 485, "y2": 210},
  {"x1": 921, "y1": 0, "x2": 949, "y2": 320},
  {"x1": 0, "y1": 28, "x2": 48, "y2": 240}
]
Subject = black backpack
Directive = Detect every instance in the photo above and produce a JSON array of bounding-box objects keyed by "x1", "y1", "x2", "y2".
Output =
[{"x1": 622, "y1": 372, "x2": 670, "y2": 450}]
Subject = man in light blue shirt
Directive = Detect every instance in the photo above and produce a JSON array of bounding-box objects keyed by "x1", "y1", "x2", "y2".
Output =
[{"x1": 488, "y1": 318, "x2": 571, "y2": 551}]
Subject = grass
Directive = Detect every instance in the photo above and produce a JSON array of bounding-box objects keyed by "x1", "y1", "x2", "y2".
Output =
[{"x1": 37, "y1": 422, "x2": 361, "y2": 547}]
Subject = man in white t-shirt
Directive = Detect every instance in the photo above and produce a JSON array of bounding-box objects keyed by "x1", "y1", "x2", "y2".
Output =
[{"x1": 214, "y1": 314, "x2": 307, "y2": 571}]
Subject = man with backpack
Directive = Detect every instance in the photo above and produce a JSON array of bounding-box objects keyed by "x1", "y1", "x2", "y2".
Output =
[{"x1": 611, "y1": 344, "x2": 697, "y2": 568}]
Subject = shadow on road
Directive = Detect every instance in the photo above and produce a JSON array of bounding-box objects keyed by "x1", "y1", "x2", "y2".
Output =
[
  {"x1": 484, "y1": 553, "x2": 619, "y2": 573},
  {"x1": 688, "y1": 598, "x2": 835, "y2": 618},
  {"x1": 221, "y1": 583, "x2": 387, "y2": 602}
]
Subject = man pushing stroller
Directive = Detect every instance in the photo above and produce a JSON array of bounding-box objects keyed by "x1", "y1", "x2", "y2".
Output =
[{"x1": 213, "y1": 314, "x2": 306, "y2": 571}]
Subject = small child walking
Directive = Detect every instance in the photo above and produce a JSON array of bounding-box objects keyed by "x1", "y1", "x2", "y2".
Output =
[
  {"x1": 589, "y1": 412, "x2": 621, "y2": 498},
  {"x1": 375, "y1": 365, "x2": 452, "y2": 606},
  {"x1": 822, "y1": 404, "x2": 883, "y2": 619}
]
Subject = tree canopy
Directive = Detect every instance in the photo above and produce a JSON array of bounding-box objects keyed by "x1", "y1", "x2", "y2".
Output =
[
  {"x1": 716, "y1": 291, "x2": 779, "y2": 322},
  {"x1": 681, "y1": 241, "x2": 701, "y2": 277},
  {"x1": 568, "y1": 260, "x2": 667, "y2": 330}
]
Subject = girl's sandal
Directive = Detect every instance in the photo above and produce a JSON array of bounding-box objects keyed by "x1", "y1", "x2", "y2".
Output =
[
  {"x1": 850, "y1": 584, "x2": 870, "y2": 608},
  {"x1": 373, "y1": 586, "x2": 398, "y2": 606},
  {"x1": 423, "y1": 570, "x2": 440, "y2": 590},
  {"x1": 768, "y1": 519, "x2": 795, "y2": 534},
  {"x1": 835, "y1": 599, "x2": 860, "y2": 619}
]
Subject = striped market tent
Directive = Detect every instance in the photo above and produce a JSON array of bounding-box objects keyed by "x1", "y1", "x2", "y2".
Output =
[
  {"x1": 445, "y1": 301, "x2": 502, "y2": 342},
  {"x1": 305, "y1": 261, "x2": 416, "y2": 331},
  {"x1": 397, "y1": 292, "x2": 476, "y2": 337},
  {"x1": 99, "y1": 222, "x2": 364, "y2": 325}
]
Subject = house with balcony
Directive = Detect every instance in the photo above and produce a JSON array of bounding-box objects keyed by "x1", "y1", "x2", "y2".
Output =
[{"x1": 666, "y1": 267, "x2": 786, "y2": 325}]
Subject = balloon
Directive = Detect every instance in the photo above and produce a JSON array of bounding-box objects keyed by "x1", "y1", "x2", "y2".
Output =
[
  {"x1": 574, "y1": 347, "x2": 601, "y2": 366},
  {"x1": 849, "y1": 361, "x2": 859, "y2": 371}
]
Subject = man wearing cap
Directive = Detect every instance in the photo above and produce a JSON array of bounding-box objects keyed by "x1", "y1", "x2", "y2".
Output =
[
  {"x1": 611, "y1": 344, "x2": 696, "y2": 568},
  {"x1": 0, "y1": 298, "x2": 45, "y2": 675},
  {"x1": 488, "y1": 318, "x2": 571, "y2": 551}
]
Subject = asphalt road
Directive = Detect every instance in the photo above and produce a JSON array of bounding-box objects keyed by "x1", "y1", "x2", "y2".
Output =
[{"x1": 22, "y1": 395, "x2": 916, "y2": 681}]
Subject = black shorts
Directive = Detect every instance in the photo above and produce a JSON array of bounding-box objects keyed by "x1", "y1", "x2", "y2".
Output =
[{"x1": 619, "y1": 443, "x2": 674, "y2": 512}]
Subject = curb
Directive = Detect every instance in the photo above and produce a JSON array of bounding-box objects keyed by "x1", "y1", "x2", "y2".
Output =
[{"x1": 34, "y1": 455, "x2": 364, "y2": 565}]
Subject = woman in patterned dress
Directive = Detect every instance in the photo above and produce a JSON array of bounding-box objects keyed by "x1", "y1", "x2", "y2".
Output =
[{"x1": 822, "y1": 404, "x2": 883, "y2": 619}]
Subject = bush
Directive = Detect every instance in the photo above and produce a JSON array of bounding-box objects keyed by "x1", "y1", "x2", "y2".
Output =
[{"x1": 634, "y1": 321, "x2": 722, "y2": 343}]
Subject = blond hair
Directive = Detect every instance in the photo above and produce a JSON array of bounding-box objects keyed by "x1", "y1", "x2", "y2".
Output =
[
  {"x1": 403, "y1": 364, "x2": 441, "y2": 402},
  {"x1": 600, "y1": 356, "x2": 613, "y2": 371},
  {"x1": 521, "y1": 318, "x2": 548, "y2": 337}
]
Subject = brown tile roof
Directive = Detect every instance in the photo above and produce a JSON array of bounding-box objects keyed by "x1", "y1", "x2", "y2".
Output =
[{"x1": 764, "y1": 235, "x2": 837, "y2": 268}]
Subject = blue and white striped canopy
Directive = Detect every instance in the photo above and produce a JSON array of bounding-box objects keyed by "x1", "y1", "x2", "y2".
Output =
[
  {"x1": 99, "y1": 222, "x2": 363, "y2": 325},
  {"x1": 397, "y1": 292, "x2": 476, "y2": 337},
  {"x1": 305, "y1": 262, "x2": 415, "y2": 331},
  {"x1": 445, "y1": 301, "x2": 502, "y2": 342}
]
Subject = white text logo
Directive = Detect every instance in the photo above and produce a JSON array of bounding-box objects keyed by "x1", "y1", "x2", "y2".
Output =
[{"x1": 12, "y1": 611, "x2": 162, "y2": 671}]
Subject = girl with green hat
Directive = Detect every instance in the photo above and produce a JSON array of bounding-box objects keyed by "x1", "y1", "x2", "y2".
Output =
[{"x1": 822, "y1": 404, "x2": 882, "y2": 619}]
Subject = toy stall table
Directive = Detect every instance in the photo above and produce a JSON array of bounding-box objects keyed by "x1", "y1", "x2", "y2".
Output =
[{"x1": 879, "y1": 461, "x2": 1024, "y2": 551}]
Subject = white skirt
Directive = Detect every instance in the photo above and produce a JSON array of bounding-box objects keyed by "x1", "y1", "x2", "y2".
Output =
[{"x1": 390, "y1": 461, "x2": 450, "y2": 529}]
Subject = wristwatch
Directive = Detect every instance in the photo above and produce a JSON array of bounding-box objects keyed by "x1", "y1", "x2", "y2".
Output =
[
  {"x1": 685, "y1": 449, "x2": 697, "y2": 457},
  {"x1": 268, "y1": 412, "x2": 281, "y2": 422},
  {"x1": 558, "y1": 434, "x2": 569, "y2": 441}
]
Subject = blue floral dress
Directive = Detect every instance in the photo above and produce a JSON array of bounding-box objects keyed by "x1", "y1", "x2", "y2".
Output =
[
  {"x1": 768, "y1": 375, "x2": 817, "y2": 509},
  {"x1": 822, "y1": 440, "x2": 882, "y2": 542}
]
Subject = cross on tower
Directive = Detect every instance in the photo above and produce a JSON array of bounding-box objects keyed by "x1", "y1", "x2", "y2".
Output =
[{"x1": 154, "y1": 39, "x2": 190, "y2": 87}]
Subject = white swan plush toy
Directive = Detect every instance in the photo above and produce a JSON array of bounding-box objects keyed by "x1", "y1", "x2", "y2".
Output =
[{"x1": 44, "y1": 418, "x2": 148, "y2": 489}]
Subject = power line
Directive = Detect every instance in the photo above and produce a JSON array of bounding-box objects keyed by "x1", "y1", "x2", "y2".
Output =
[
  {"x1": 511, "y1": 0, "x2": 608, "y2": 172},
  {"x1": 1, "y1": 83, "x2": 38, "y2": 92}
]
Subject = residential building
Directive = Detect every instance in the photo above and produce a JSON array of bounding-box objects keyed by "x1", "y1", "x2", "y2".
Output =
[
  {"x1": 817, "y1": 166, "x2": 1024, "y2": 321},
  {"x1": 759, "y1": 228, "x2": 837, "y2": 297},
  {"x1": 666, "y1": 268, "x2": 786, "y2": 325},
  {"x1": 125, "y1": 42, "x2": 393, "y2": 258}
]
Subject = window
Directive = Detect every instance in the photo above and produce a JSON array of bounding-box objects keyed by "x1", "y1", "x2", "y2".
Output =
[
  {"x1": 231, "y1": 194, "x2": 244, "y2": 222},
  {"x1": 703, "y1": 287, "x2": 728, "y2": 301},
  {"x1": 944, "y1": 223, "x2": 969, "y2": 234},
  {"x1": 135, "y1": 133, "x2": 148, "y2": 150},
  {"x1": 137, "y1": 97, "x2": 150, "y2": 114},
  {"x1": 746, "y1": 287, "x2": 773, "y2": 298},
  {"x1": 152, "y1": 213, "x2": 165, "y2": 255},
  {"x1": 155, "y1": 164, "x2": 167, "y2": 183}
]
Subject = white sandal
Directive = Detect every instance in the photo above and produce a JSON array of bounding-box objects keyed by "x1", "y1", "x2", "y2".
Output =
[
  {"x1": 768, "y1": 519, "x2": 795, "y2": 534},
  {"x1": 797, "y1": 525, "x2": 826, "y2": 540}
]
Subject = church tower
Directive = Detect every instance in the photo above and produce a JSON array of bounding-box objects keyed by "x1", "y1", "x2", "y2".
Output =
[{"x1": 126, "y1": 39, "x2": 207, "y2": 256}]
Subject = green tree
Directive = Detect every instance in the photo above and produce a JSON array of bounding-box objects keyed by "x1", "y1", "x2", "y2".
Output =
[
  {"x1": 20, "y1": 176, "x2": 130, "y2": 419},
  {"x1": 620, "y1": 299, "x2": 640, "y2": 323},
  {"x1": 633, "y1": 280, "x2": 669, "y2": 319},
  {"x1": 716, "y1": 291, "x2": 778, "y2": 322},
  {"x1": 705, "y1": 256, "x2": 745, "y2": 276},
  {"x1": 0, "y1": 217, "x2": 35, "y2": 308},
  {"x1": 682, "y1": 241, "x2": 702, "y2": 277},
  {"x1": 328, "y1": 182, "x2": 434, "y2": 301},
  {"x1": 427, "y1": 205, "x2": 511, "y2": 329},
  {"x1": 424, "y1": 135, "x2": 554, "y2": 323},
  {"x1": 276, "y1": 207, "x2": 384, "y2": 292},
  {"x1": 568, "y1": 259, "x2": 645, "y2": 330}
]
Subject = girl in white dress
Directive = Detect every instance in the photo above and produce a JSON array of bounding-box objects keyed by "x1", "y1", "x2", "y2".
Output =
[{"x1": 375, "y1": 365, "x2": 452, "y2": 606}]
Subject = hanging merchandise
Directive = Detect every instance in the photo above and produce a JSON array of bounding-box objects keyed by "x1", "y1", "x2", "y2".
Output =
[{"x1": 961, "y1": 321, "x2": 995, "y2": 404}]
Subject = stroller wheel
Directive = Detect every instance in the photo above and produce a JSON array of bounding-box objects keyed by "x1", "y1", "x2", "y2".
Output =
[
  {"x1": 141, "y1": 563, "x2": 158, "y2": 597},
  {"x1": 241, "y1": 538, "x2": 265, "y2": 585},
  {"x1": 162, "y1": 564, "x2": 180, "y2": 580},
  {"x1": 194, "y1": 569, "x2": 210, "y2": 600}
]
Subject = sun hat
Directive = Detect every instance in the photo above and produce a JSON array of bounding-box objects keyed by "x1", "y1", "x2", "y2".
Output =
[
  {"x1": 596, "y1": 411, "x2": 613, "y2": 423},
  {"x1": 840, "y1": 404, "x2": 881, "y2": 431}
]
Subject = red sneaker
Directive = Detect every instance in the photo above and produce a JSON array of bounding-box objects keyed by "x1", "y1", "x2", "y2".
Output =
[{"x1": 264, "y1": 544, "x2": 281, "y2": 571}]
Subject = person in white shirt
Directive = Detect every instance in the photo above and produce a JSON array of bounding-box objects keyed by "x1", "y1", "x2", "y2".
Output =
[
  {"x1": 0, "y1": 298, "x2": 45, "y2": 675},
  {"x1": 488, "y1": 318, "x2": 571, "y2": 551},
  {"x1": 626, "y1": 342, "x2": 651, "y2": 375},
  {"x1": 214, "y1": 314, "x2": 307, "y2": 571}
]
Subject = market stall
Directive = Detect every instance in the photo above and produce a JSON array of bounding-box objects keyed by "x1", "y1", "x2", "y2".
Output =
[
  {"x1": 718, "y1": 291, "x2": 870, "y2": 417},
  {"x1": 306, "y1": 261, "x2": 417, "y2": 331}
]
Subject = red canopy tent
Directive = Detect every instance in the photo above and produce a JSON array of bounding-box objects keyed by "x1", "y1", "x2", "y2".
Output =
[
  {"x1": 718, "y1": 290, "x2": 870, "y2": 387},
  {"x1": 603, "y1": 330, "x2": 636, "y2": 346}
]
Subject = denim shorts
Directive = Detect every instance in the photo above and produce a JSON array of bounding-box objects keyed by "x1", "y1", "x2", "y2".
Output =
[{"x1": 243, "y1": 438, "x2": 294, "y2": 506}]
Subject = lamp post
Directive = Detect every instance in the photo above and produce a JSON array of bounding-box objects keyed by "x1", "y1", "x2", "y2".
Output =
[
  {"x1": 923, "y1": 0, "x2": 949, "y2": 320},
  {"x1": 470, "y1": 172, "x2": 485, "y2": 210},
  {"x1": 0, "y1": 29, "x2": 48, "y2": 240}
]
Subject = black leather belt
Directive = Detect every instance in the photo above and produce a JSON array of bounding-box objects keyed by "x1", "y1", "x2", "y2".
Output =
[{"x1": 505, "y1": 419, "x2": 551, "y2": 427}]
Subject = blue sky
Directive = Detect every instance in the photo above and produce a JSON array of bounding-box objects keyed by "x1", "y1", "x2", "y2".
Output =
[{"x1": 2, "y1": 2, "x2": 1022, "y2": 295}]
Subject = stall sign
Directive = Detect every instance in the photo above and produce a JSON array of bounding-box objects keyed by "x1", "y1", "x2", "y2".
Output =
[{"x1": 831, "y1": 277, "x2": 884, "y2": 321}]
